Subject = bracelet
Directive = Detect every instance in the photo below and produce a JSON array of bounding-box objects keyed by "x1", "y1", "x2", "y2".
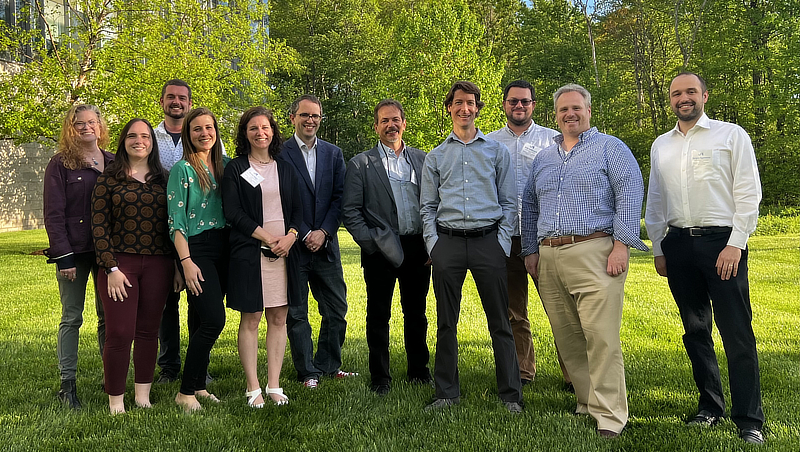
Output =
[
  {"x1": 180, "y1": 256, "x2": 191, "y2": 262},
  {"x1": 288, "y1": 228, "x2": 298, "y2": 237}
]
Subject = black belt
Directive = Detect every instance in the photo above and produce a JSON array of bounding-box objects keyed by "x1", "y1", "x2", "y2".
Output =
[
  {"x1": 668, "y1": 226, "x2": 732, "y2": 237},
  {"x1": 437, "y1": 222, "x2": 498, "y2": 238}
]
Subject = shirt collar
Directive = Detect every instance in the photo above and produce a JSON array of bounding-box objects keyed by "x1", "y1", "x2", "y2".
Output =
[
  {"x1": 553, "y1": 126, "x2": 598, "y2": 145},
  {"x1": 294, "y1": 133, "x2": 317, "y2": 151},
  {"x1": 502, "y1": 121, "x2": 537, "y2": 138},
  {"x1": 378, "y1": 140, "x2": 405, "y2": 158},
  {"x1": 447, "y1": 128, "x2": 487, "y2": 145},
  {"x1": 670, "y1": 113, "x2": 710, "y2": 136}
]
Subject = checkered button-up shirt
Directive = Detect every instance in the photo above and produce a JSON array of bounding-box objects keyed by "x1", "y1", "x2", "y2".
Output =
[{"x1": 521, "y1": 127, "x2": 648, "y2": 255}]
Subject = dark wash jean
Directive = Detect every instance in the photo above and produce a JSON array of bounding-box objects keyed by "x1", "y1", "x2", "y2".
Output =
[{"x1": 287, "y1": 252, "x2": 348, "y2": 381}]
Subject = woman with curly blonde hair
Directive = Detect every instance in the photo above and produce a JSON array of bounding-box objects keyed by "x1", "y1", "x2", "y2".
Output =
[{"x1": 43, "y1": 104, "x2": 114, "y2": 409}]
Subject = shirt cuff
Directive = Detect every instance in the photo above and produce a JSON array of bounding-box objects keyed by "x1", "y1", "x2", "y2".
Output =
[{"x1": 727, "y1": 230, "x2": 750, "y2": 250}]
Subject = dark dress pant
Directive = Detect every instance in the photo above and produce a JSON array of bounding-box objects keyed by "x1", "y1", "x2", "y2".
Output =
[
  {"x1": 662, "y1": 229, "x2": 764, "y2": 430},
  {"x1": 363, "y1": 234, "x2": 431, "y2": 386},
  {"x1": 430, "y1": 230, "x2": 522, "y2": 403}
]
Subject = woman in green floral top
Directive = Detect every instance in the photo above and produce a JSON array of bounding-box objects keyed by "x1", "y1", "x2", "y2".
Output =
[{"x1": 167, "y1": 107, "x2": 230, "y2": 412}]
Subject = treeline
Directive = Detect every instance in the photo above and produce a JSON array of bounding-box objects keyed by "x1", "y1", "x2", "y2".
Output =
[{"x1": 0, "y1": 0, "x2": 796, "y2": 205}]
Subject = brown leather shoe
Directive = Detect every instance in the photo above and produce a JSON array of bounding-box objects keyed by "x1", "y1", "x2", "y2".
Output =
[{"x1": 597, "y1": 429, "x2": 619, "y2": 438}]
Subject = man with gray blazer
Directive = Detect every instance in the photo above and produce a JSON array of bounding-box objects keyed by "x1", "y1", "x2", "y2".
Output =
[{"x1": 342, "y1": 99, "x2": 432, "y2": 395}]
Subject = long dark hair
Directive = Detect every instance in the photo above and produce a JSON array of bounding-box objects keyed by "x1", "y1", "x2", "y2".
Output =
[
  {"x1": 105, "y1": 118, "x2": 168, "y2": 185},
  {"x1": 235, "y1": 106, "x2": 283, "y2": 159},
  {"x1": 181, "y1": 107, "x2": 224, "y2": 192}
]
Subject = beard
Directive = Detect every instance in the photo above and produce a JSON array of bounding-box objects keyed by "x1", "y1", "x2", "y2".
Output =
[
  {"x1": 164, "y1": 104, "x2": 186, "y2": 120},
  {"x1": 506, "y1": 111, "x2": 532, "y2": 127},
  {"x1": 674, "y1": 102, "x2": 702, "y2": 122}
]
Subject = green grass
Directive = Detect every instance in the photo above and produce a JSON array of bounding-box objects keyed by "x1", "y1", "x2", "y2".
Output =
[{"x1": 1, "y1": 229, "x2": 798, "y2": 451}]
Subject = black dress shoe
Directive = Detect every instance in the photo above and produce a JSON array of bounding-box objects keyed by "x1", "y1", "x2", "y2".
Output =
[
  {"x1": 370, "y1": 384, "x2": 390, "y2": 396},
  {"x1": 563, "y1": 382, "x2": 575, "y2": 393},
  {"x1": 57, "y1": 380, "x2": 81, "y2": 410},
  {"x1": 156, "y1": 373, "x2": 178, "y2": 384},
  {"x1": 521, "y1": 378, "x2": 532, "y2": 387},
  {"x1": 409, "y1": 375, "x2": 433, "y2": 385},
  {"x1": 686, "y1": 410, "x2": 720, "y2": 427},
  {"x1": 739, "y1": 428, "x2": 764, "y2": 445}
]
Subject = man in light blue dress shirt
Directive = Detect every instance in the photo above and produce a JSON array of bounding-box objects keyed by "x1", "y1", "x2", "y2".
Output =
[
  {"x1": 420, "y1": 81, "x2": 523, "y2": 413},
  {"x1": 521, "y1": 84, "x2": 648, "y2": 437}
]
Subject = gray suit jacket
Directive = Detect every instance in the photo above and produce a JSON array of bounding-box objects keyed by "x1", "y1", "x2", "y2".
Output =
[{"x1": 342, "y1": 144, "x2": 426, "y2": 267}]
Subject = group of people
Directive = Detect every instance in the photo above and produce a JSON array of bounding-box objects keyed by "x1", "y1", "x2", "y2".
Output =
[{"x1": 43, "y1": 73, "x2": 765, "y2": 444}]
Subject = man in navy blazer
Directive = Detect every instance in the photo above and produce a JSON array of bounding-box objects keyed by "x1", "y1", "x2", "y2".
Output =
[
  {"x1": 342, "y1": 100, "x2": 432, "y2": 395},
  {"x1": 278, "y1": 94, "x2": 355, "y2": 388}
]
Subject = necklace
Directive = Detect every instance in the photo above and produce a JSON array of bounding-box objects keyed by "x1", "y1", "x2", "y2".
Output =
[
  {"x1": 91, "y1": 157, "x2": 99, "y2": 166},
  {"x1": 250, "y1": 156, "x2": 272, "y2": 165}
]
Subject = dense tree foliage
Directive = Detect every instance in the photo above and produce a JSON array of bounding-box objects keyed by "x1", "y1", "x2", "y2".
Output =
[{"x1": 1, "y1": 0, "x2": 796, "y2": 204}]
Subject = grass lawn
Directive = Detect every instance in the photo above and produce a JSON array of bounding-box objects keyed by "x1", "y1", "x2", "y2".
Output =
[{"x1": 0, "y1": 229, "x2": 797, "y2": 451}]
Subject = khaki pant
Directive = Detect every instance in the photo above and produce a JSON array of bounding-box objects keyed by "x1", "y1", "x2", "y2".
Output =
[{"x1": 538, "y1": 236, "x2": 628, "y2": 433}]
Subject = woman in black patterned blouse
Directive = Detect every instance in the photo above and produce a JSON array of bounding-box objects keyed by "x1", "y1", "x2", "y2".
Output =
[{"x1": 91, "y1": 118, "x2": 181, "y2": 414}]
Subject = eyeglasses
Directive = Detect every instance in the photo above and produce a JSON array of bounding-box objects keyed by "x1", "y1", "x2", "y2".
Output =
[
  {"x1": 505, "y1": 99, "x2": 533, "y2": 107},
  {"x1": 296, "y1": 113, "x2": 324, "y2": 121},
  {"x1": 74, "y1": 120, "x2": 99, "y2": 129}
]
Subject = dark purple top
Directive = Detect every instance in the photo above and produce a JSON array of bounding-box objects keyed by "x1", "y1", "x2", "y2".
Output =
[{"x1": 43, "y1": 150, "x2": 115, "y2": 269}]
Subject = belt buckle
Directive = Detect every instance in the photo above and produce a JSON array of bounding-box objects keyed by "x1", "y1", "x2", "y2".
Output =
[{"x1": 689, "y1": 227, "x2": 703, "y2": 237}]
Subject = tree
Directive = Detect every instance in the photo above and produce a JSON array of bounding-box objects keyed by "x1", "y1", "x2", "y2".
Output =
[{"x1": 0, "y1": 0, "x2": 300, "y2": 149}]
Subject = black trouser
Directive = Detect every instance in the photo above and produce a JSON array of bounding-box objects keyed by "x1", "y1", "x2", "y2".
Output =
[
  {"x1": 662, "y1": 229, "x2": 764, "y2": 430},
  {"x1": 430, "y1": 230, "x2": 522, "y2": 403},
  {"x1": 157, "y1": 291, "x2": 200, "y2": 377},
  {"x1": 179, "y1": 229, "x2": 229, "y2": 396},
  {"x1": 363, "y1": 234, "x2": 431, "y2": 386}
]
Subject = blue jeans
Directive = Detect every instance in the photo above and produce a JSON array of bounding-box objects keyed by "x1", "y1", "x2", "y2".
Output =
[
  {"x1": 56, "y1": 252, "x2": 105, "y2": 381},
  {"x1": 287, "y1": 253, "x2": 348, "y2": 381}
]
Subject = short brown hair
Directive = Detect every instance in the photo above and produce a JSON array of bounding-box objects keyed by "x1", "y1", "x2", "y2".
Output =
[
  {"x1": 373, "y1": 99, "x2": 406, "y2": 124},
  {"x1": 444, "y1": 81, "x2": 485, "y2": 111}
]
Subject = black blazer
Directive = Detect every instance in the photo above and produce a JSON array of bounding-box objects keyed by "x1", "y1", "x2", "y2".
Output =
[
  {"x1": 342, "y1": 144, "x2": 426, "y2": 267},
  {"x1": 222, "y1": 156, "x2": 303, "y2": 312},
  {"x1": 277, "y1": 137, "x2": 346, "y2": 265}
]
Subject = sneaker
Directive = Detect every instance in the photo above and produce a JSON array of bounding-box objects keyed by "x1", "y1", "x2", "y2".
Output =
[
  {"x1": 424, "y1": 397, "x2": 460, "y2": 411},
  {"x1": 503, "y1": 400, "x2": 524, "y2": 414},
  {"x1": 332, "y1": 370, "x2": 358, "y2": 379},
  {"x1": 303, "y1": 378, "x2": 319, "y2": 389}
]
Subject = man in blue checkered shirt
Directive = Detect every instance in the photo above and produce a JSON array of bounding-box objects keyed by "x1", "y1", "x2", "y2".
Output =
[{"x1": 520, "y1": 84, "x2": 648, "y2": 438}]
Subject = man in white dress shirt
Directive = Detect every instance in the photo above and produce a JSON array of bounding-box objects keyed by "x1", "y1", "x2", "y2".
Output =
[{"x1": 645, "y1": 72, "x2": 765, "y2": 445}]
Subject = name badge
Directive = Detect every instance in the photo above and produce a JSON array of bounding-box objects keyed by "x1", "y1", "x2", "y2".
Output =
[
  {"x1": 240, "y1": 167, "x2": 264, "y2": 187},
  {"x1": 521, "y1": 143, "x2": 539, "y2": 159}
]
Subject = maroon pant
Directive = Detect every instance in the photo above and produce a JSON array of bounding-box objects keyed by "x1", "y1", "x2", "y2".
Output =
[{"x1": 100, "y1": 253, "x2": 174, "y2": 396}]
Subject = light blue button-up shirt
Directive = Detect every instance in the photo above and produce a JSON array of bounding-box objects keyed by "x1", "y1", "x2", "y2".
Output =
[
  {"x1": 378, "y1": 142, "x2": 422, "y2": 235},
  {"x1": 487, "y1": 121, "x2": 558, "y2": 236},
  {"x1": 520, "y1": 127, "x2": 648, "y2": 255},
  {"x1": 420, "y1": 130, "x2": 515, "y2": 256}
]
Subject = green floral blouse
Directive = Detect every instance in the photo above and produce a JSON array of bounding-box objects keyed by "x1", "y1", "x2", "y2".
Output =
[{"x1": 167, "y1": 157, "x2": 230, "y2": 240}]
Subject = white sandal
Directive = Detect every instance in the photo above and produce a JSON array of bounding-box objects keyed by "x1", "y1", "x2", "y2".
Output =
[
  {"x1": 245, "y1": 388, "x2": 264, "y2": 408},
  {"x1": 266, "y1": 387, "x2": 289, "y2": 406}
]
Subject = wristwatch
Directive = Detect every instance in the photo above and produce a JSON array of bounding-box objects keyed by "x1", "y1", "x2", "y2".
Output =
[{"x1": 104, "y1": 266, "x2": 119, "y2": 275}]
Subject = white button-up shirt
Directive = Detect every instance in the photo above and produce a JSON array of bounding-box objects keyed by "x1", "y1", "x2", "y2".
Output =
[
  {"x1": 155, "y1": 121, "x2": 184, "y2": 171},
  {"x1": 295, "y1": 134, "x2": 317, "y2": 188},
  {"x1": 487, "y1": 121, "x2": 558, "y2": 236},
  {"x1": 645, "y1": 113, "x2": 762, "y2": 256}
]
